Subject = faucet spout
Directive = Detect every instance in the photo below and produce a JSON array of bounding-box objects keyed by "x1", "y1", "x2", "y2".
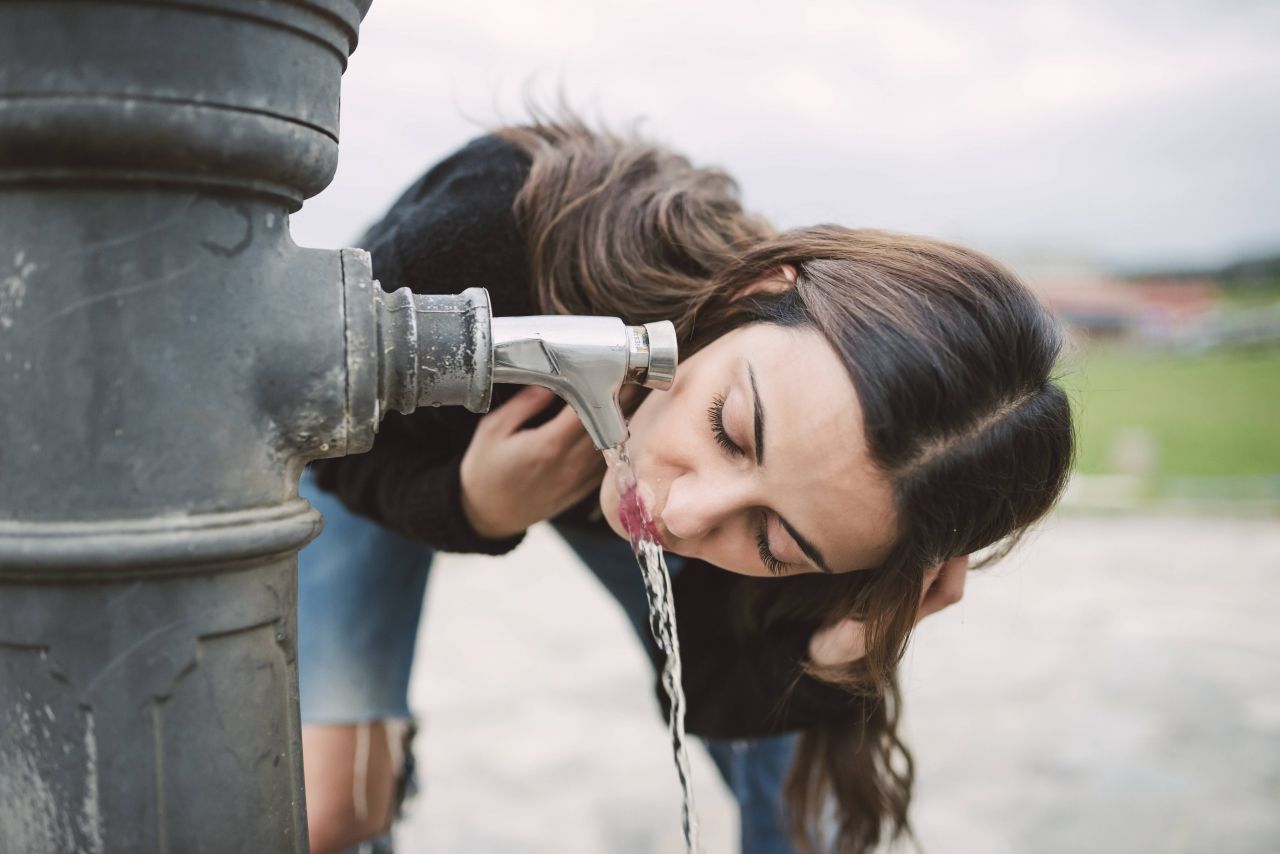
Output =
[{"x1": 491, "y1": 315, "x2": 678, "y2": 449}]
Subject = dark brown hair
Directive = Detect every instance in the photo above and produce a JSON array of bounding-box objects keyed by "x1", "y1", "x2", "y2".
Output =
[{"x1": 495, "y1": 116, "x2": 1074, "y2": 852}]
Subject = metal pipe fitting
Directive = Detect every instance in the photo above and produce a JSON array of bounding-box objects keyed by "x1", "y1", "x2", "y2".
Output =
[
  {"x1": 373, "y1": 283, "x2": 680, "y2": 449},
  {"x1": 376, "y1": 286, "x2": 493, "y2": 415}
]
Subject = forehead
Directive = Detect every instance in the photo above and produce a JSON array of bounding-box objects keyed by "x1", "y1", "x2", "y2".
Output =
[{"x1": 728, "y1": 324, "x2": 898, "y2": 571}]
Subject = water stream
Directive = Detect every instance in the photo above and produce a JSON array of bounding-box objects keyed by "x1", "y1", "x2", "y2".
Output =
[{"x1": 603, "y1": 445, "x2": 700, "y2": 853}]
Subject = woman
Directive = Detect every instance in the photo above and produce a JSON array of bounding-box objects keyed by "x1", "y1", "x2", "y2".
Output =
[{"x1": 299, "y1": 116, "x2": 1074, "y2": 853}]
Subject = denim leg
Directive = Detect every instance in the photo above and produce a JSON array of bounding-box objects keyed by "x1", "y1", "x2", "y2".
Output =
[
  {"x1": 704, "y1": 735, "x2": 799, "y2": 854},
  {"x1": 553, "y1": 522, "x2": 798, "y2": 854},
  {"x1": 297, "y1": 469, "x2": 434, "y2": 724},
  {"x1": 297, "y1": 471, "x2": 438, "y2": 854}
]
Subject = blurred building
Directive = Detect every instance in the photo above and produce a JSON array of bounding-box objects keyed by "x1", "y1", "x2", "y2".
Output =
[{"x1": 1000, "y1": 251, "x2": 1226, "y2": 346}]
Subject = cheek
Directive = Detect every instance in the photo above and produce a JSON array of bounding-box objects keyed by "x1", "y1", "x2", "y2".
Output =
[
  {"x1": 623, "y1": 388, "x2": 669, "y2": 454},
  {"x1": 629, "y1": 344, "x2": 713, "y2": 448}
]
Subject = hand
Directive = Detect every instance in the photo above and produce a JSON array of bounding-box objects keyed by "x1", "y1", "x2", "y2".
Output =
[
  {"x1": 807, "y1": 554, "x2": 969, "y2": 667},
  {"x1": 459, "y1": 386, "x2": 607, "y2": 540}
]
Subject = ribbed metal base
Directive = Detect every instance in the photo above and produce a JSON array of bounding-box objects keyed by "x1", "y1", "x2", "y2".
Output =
[{"x1": 0, "y1": 556, "x2": 309, "y2": 853}]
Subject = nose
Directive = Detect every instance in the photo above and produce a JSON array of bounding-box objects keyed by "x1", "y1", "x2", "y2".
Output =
[{"x1": 659, "y1": 471, "x2": 743, "y2": 543}]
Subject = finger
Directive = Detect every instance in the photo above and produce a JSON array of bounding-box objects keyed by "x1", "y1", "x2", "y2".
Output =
[
  {"x1": 564, "y1": 469, "x2": 606, "y2": 507},
  {"x1": 916, "y1": 564, "x2": 944, "y2": 614},
  {"x1": 807, "y1": 619, "x2": 867, "y2": 667},
  {"x1": 561, "y1": 429, "x2": 605, "y2": 466},
  {"x1": 570, "y1": 426, "x2": 606, "y2": 461},
  {"x1": 541, "y1": 456, "x2": 608, "y2": 517},
  {"x1": 919, "y1": 554, "x2": 969, "y2": 619},
  {"x1": 558, "y1": 444, "x2": 607, "y2": 493},
  {"x1": 485, "y1": 386, "x2": 557, "y2": 433},
  {"x1": 617, "y1": 385, "x2": 648, "y2": 415},
  {"x1": 940, "y1": 553, "x2": 970, "y2": 587},
  {"x1": 580, "y1": 451, "x2": 609, "y2": 484},
  {"x1": 920, "y1": 563, "x2": 943, "y2": 597},
  {"x1": 531, "y1": 400, "x2": 591, "y2": 447}
]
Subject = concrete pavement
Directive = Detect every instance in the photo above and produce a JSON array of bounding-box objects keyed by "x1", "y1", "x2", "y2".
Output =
[{"x1": 391, "y1": 515, "x2": 1280, "y2": 853}]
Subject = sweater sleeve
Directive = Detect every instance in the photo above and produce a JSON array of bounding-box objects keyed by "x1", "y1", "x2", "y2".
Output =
[
  {"x1": 308, "y1": 136, "x2": 534, "y2": 554},
  {"x1": 666, "y1": 561, "x2": 862, "y2": 739},
  {"x1": 311, "y1": 412, "x2": 524, "y2": 555}
]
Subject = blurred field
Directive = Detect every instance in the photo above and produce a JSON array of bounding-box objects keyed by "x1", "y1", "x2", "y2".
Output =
[{"x1": 1070, "y1": 346, "x2": 1280, "y2": 476}]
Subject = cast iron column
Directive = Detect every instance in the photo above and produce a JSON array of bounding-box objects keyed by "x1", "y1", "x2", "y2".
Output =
[{"x1": 0, "y1": 1, "x2": 404, "y2": 850}]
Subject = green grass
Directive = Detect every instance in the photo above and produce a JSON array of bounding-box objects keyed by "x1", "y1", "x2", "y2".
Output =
[{"x1": 1063, "y1": 346, "x2": 1280, "y2": 477}]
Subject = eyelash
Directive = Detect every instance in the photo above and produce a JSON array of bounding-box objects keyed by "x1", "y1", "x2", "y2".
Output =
[
  {"x1": 707, "y1": 394, "x2": 744, "y2": 457},
  {"x1": 756, "y1": 516, "x2": 788, "y2": 575},
  {"x1": 708, "y1": 394, "x2": 787, "y2": 575}
]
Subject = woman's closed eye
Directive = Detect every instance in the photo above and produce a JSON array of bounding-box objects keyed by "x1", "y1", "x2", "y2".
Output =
[
  {"x1": 755, "y1": 512, "x2": 791, "y2": 575},
  {"x1": 707, "y1": 393, "x2": 744, "y2": 457},
  {"x1": 709, "y1": 393, "x2": 802, "y2": 574}
]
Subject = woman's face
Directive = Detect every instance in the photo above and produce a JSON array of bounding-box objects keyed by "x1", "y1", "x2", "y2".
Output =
[{"x1": 599, "y1": 322, "x2": 898, "y2": 577}]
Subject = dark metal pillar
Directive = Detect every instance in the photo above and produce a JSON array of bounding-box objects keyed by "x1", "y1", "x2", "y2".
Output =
[{"x1": 0, "y1": 2, "x2": 399, "y2": 850}]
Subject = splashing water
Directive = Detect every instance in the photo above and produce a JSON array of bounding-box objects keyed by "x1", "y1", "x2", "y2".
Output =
[{"x1": 604, "y1": 445, "x2": 701, "y2": 853}]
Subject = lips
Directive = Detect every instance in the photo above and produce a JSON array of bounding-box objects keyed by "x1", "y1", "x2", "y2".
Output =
[
  {"x1": 636, "y1": 481, "x2": 672, "y2": 548},
  {"x1": 617, "y1": 481, "x2": 668, "y2": 549}
]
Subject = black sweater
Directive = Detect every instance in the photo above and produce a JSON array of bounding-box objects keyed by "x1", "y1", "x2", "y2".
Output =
[{"x1": 312, "y1": 136, "x2": 859, "y2": 738}]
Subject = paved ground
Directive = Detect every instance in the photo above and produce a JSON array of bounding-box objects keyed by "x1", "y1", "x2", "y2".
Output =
[{"x1": 391, "y1": 515, "x2": 1280, "y2": 853}]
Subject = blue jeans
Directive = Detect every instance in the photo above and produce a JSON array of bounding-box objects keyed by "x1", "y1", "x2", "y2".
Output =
[{"x1": 297, "y1": 470, "x2": 797, "y2": 854}]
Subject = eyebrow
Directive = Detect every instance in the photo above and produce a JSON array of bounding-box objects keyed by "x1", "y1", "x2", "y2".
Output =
[
  {"x1": 747, "y1": 360, "x2": 833, "y2": 575},
  {"x1": 748, "y1": 363, "x2": 765, "y2": 465},
  {"x1": 780, "y1": 517, "x2": 833, "y2": 574}
]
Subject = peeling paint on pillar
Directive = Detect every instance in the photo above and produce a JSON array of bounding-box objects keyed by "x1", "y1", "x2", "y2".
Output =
[
  {"x1": 0, "y1": 251, "x2": 35, "y2": 330},
  {"x1": 0, "y1": 686, "x2": 102, "y2": 854}
]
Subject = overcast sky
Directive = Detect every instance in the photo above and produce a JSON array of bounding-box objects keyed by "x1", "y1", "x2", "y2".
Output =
[{"x1": 291, "y1": 0, "x2": 1280, "y2": 272}]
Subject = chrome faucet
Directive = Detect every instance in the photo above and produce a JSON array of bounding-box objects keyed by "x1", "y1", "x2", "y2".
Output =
[
  {"x1": 492, "y1": 314, "x2": 677, "y2": 449},
  {"x1": 378, "y1": 286, "x2": 678, "y2": 449}
]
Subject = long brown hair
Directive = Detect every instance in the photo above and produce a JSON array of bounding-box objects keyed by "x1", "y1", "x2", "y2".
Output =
[{"x1": 495, "y1": 116, "x2": 1074, "y2": 852}]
